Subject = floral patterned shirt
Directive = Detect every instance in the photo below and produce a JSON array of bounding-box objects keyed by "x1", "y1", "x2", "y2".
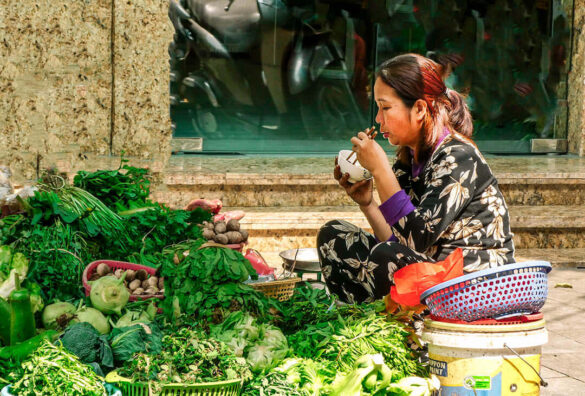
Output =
[{"x1": 389, "y1": 134, "x2": 515, "y2": 272}]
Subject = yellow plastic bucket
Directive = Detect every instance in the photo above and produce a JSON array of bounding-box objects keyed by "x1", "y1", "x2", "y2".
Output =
[{"x1": 421, "y1": 319, "x2": 547, "y2": 396}]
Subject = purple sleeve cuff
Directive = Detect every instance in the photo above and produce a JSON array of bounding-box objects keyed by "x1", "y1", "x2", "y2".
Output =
[{"x1": 378, "y1": 190, "x2": 415, "y2": 227}]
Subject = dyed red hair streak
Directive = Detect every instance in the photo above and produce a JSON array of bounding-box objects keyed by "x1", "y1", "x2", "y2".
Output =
[{"x1": 376, "y1": 53, "x2": 473, "y2": 165}]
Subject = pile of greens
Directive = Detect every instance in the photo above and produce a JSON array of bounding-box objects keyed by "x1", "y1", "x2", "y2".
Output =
[
  {"x1": 118, "y1": 326, "x2": 251, "y2": 394},
  {"x1": 161, "y1": 241, "x2": 277, "y2": 324},
  {"x1": 0, "y1": 163, "x2": 210, "y2": 302},
  {"x1": 73, "y1": 156, "x2": 151, "y2": 212},
  {"x1": 7, "y1": 339, "x2": 108, "y2": 396},
  {"x1": 211, "y1": 312, "x2": 289, "y2": 373}
]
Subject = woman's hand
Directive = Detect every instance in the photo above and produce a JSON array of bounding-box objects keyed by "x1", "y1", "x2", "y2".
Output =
[
  {"x1": 334, "y1": 156, "x2": 373, "y2": 207},
  {"x1": 350, "y1": 130, "x2": 391, "y2": 177}
]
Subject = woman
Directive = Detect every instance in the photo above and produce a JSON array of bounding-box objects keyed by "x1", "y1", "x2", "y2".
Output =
[{"x1": 317, "y1": 54, "x2": 515, "y2": 304}]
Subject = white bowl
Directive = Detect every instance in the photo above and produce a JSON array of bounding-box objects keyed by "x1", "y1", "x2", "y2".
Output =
[{"x1": 338, "y1": 150, "x2": 372, "y2": 183}]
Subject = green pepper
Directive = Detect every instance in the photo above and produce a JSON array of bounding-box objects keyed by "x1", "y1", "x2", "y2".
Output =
[
  {"x1": 9, "y1": 274, "x2": 36, "y2": 344},
  {"x1": 0, "y1": 330, "x2": 59, "y2": 362},
  {"x1": 0, "y1": 296, "x2": 11, "y2": 345}
]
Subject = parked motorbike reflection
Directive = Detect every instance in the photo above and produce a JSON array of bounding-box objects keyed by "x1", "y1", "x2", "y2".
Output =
[{"x1": 168, "y1": 0, "x2": 367, "y2": 140}]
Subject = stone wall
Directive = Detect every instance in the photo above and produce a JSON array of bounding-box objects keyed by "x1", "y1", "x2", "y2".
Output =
[
  {"x1": 0, "y1": 0, "x2": 113, "y2": 181},
  {"x1": 0, "y1": 0, "x2": 172, "y2": 184},
  {"x1": 568, "y1": 0, "x2": 585, "y2": 155}
]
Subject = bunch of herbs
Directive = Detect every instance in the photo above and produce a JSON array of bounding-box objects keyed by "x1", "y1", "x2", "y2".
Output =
[
  {"x1": 161, "y1": 241, "x2": 278, "y2": 324},
  {"x1": 118, "y1": 326, "x2": 251, "y2": 394},
  {"x1": 73, "y1": 156, "x2": 151, "y2": 212},
  {"x1": 8, "y1": 340, "x2": 107, "y2": 396}
]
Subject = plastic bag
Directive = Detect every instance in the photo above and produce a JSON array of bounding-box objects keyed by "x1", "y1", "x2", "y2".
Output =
[
  {"x1": 388, "y1": 248, "x2": 464, "y2": 307},
  {"x1": 244, "y1": 249, "x2": 275, "y2": 278}
]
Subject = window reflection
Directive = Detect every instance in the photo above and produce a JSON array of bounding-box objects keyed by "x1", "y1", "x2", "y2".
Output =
[{"x1": 169, "y1": 0, "x2": 571, "y2": 153}]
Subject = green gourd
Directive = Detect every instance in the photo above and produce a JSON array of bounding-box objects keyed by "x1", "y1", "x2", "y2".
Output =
[
  {"x1": 9, "y1": 274, "x2": 36, "y2": 344},
  {"x1": 0, "y1": 297, "x2": 11, "y2": 345}
]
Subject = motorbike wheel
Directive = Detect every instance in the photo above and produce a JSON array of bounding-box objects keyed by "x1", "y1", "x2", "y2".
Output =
[{"x1": 299, "y1": 80, "x2": 366, "y2": 139}]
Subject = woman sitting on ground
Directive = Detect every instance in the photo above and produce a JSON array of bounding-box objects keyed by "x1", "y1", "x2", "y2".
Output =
[{"x1": 317, "y1": 53, "x2": 515, "y2": 304}]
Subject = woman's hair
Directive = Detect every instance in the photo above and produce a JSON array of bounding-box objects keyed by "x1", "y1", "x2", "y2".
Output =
[{"x1": 375, "y1": 53, "x2": 473, "y2": 164}]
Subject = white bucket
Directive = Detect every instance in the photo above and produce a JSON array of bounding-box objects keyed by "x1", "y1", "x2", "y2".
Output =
[{"x1": 422, "y1": 319, "x2": 548, "y2": 396}]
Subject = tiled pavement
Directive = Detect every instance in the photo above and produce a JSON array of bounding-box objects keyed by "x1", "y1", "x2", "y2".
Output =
[{"x1": 540, "y1": 267, "x2": 585, "y2": 395}]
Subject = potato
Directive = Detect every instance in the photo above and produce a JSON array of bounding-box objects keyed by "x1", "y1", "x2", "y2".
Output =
[
  {"x1": 239, "y1": 229, "x2": 249, "y2": 242},
  {"x1": 144, "y1": 287, "x2": 159, "y2": 295},
  {"x1": 136, "y1": 269, "x2": 149, "y2": 281},
  {"x1": 96, "y1": 263, "x2": 111, "y2": 277},
  {"x1": 225, "y1": 231, "x2": 243, "y2": 244},
  {"x1": 114, "y1": 269, "x2": 124, "y2": 279},
  {"x1": 226, "y1": 219, "x2": 240, "y2": 232},
  {"x1": 203, "y1": 221, "x2": 215, "y2": 230},
  {"x1": 133, "y1": 287, "x2": 145, "y2": 295},
  {"x1": 214, "y1": 233, "x2": 229, "y2": 244},
  {"x1": 145, "y1": 277, "x2": 158, "y2": 288},
  {"x1": 125, "y1": 269, "x2": 136, "y2": 282},
  {"x1": 202, "y1": 228, "x2": 215, "y2": 240},
  {"x1": 89, "y1": 273, "x2": 101, "y2": 282},
  {"x1": 214, "y1": 221, "x2": 227, "y2": 234},
  {"x1": 129, "y1": 279, "x2": 142, "y2": 291}
]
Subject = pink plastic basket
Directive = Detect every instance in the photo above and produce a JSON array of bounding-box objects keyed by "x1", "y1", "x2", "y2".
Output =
[{"x1": 82, "y1": 260, "x2": 164, "y2": 302}]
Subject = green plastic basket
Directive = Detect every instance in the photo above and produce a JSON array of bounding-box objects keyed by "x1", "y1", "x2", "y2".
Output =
[{"x1": 116, "y1": 378, "x2": 243, "y2": 396}]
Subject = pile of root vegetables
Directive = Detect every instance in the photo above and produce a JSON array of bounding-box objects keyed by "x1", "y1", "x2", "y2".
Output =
[{"x1": 90, "y1": 263, "x2": 164, "y2": 297}]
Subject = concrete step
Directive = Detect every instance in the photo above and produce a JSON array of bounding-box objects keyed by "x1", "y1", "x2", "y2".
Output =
[
  {"x1": 233, "y1": 205, "x2": 585, "y2": 251},
  {"x1": 152, "y1": 155, "x2": 585, "y2": 208},
  {"x1": 153, "y1": 173, "x2": 585, "y2": 208}
]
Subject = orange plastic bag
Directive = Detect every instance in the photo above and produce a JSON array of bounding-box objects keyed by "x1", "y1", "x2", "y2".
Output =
[{"x1": 387, "y1": 248, "x2": 464, "y2": 307}]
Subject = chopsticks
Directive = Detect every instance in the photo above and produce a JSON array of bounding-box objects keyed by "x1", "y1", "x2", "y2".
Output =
[{"x1": 346, "y1": 126, "x2": 378, "y2": 164}]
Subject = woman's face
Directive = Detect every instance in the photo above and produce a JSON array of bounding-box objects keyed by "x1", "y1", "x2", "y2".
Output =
[{"x1": 374, "y1": 77, "x2": 424, "y2": 149}]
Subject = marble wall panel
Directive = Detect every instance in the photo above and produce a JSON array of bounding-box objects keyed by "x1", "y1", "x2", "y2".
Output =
[
  {"x1": 0, "y1": 0, "x2": 111, "y2": 183},
  {"x1": 111, "y1": 0, "x2": 173, "y2": 161}
]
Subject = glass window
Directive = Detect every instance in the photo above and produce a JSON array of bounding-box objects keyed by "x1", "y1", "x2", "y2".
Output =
[{"x1": 169, "y1": 0, "x2": 572, "y2": 154}]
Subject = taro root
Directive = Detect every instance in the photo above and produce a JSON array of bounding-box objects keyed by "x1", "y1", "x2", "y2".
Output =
[
  {"x1": 239, "y1": 229, "x2": 249, "y2": 242},
  {"x1": 214, "y1": 221, "x2": 227, "y2": 234},
  {"x1": 96, "y1": 263, "x2": 111, "y2": 277},
  {"x1": 158, "y1": 277, "x2": 164, "y2": 290},
  {"x1": 202, "y1": 228, "x2": 215, "y2": 240},
  {"x1": 114, "y1": 269, "x2": 125, "y2": 279},
  {"x1": 135, "y1": 269, "x2": 149, "y2": 281},
  {"x1": 214, "y1": 233, "x2": 229, "y2": 245},
  {"x1": 225, "y1": 231, "x2": 243, "y2": 244},
  {"x1": 226, "y1": 219, "x2": 240, "y2": 232}
]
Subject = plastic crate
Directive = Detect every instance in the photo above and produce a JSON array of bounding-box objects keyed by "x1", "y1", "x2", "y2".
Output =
[
  {"x1": 115, "y1": 378, "x2": 243, "y2": 396},
  {"x1": 82, "y1": 260, "x2": 164, "y2": 302},
  {"x1": 249, "y1": 277, "x2": 301, "y2": 301},
  {"x1": 420, "y1": 261, "x2": 552, "y2": 322}
]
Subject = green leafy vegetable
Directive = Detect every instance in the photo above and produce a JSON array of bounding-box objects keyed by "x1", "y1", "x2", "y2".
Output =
[
  {"x1": 118, "y1": 327, "x2": 251, "y2": 394},
  {"x1": 59, "y1": 322, "x2": 114, "y2": 370},
  {"x1": 109, "y1": 323, "x2": 162, "y2": 364},
  {"x1": 8, "y1": 339, "x2": 107, "y2": 396}
]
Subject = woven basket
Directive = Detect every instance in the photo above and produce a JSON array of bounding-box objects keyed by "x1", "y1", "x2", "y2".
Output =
[
  {"x1": 82, "y1": 260, "x2": 164, "y2": 302},
  {"x1": 249, "y1": 277, "x2": 301, "y2": 301},
  {"x1": 115, "y1": 379, "x2": 243, "y2": 396}
]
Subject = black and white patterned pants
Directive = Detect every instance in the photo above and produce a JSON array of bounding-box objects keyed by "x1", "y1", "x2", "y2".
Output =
[{"x1": 317, "y1": 219, "x2": 434, "y2": 304}]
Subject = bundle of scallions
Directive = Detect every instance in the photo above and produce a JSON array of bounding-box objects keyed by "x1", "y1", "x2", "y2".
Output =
[{"x1": 37, "y1": 173, "x2": 125, "y2": 238}]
